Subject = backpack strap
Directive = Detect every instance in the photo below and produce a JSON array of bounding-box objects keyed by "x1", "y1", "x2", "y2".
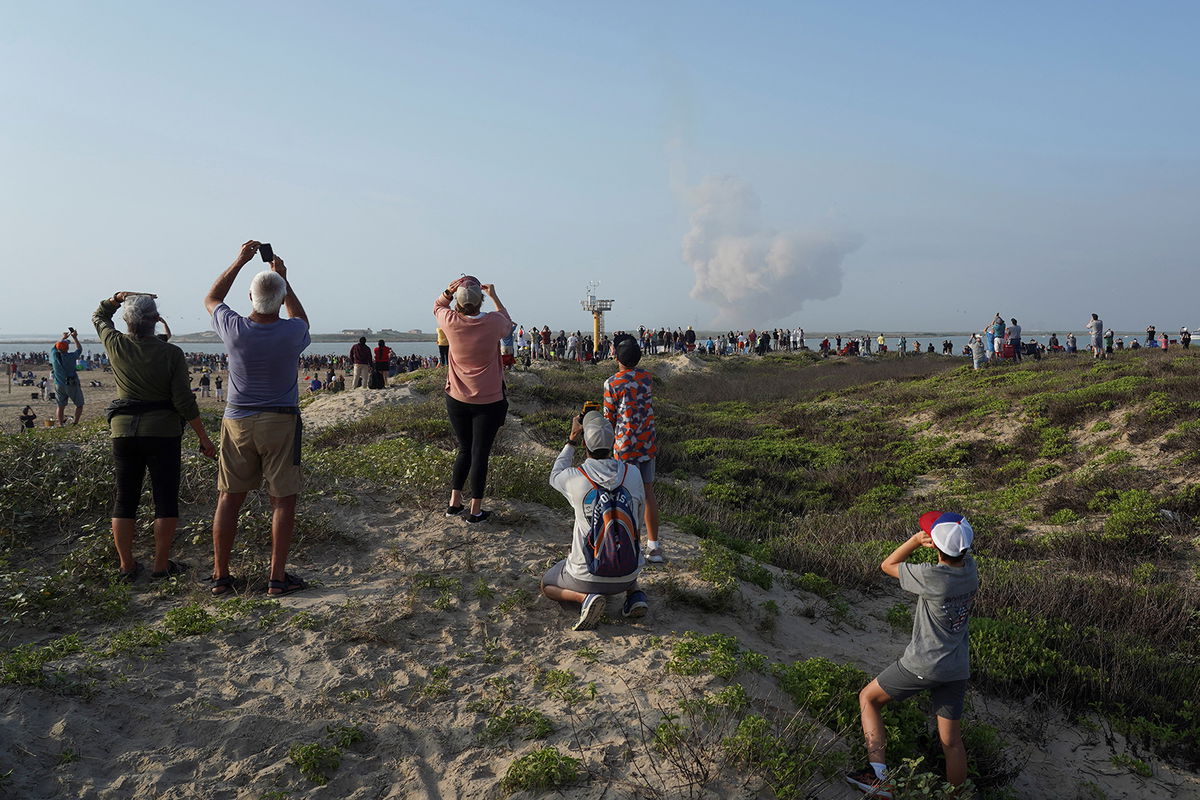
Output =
[{"x1": 577, "y1": 463, "x2": 627, "y2": 491}]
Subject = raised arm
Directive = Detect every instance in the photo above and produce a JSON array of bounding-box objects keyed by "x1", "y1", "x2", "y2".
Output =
[
  {"x1": 881, "y1": 531, "x2": 934, "y2": 578},
  {"x1": 205, "y1": 241, "x2": 260, "y2": 315},
  {"x1": 94, "y1": 292, "x2": 155, "y2": 344},
  {"x1": 481, "y1": 284, "x2": 508, "y2": 317},
  {"x1": 269, "y1": 256, "x2": 308, "y2": 326}
]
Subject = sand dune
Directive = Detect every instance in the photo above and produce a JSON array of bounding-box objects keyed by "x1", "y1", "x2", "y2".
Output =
[{"x1": 3, "y1": 364, "x2": 1196, "y2": 799}]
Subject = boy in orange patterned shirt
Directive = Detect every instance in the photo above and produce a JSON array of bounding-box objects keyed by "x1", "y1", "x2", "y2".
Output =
[{"x1": 603, "y1": 336, "x2": 663, "y2": 562}]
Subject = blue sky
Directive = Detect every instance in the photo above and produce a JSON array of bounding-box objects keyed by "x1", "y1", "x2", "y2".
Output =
[{"x1": 2, "y1": 1, "x2": 1198, "y2": 335}]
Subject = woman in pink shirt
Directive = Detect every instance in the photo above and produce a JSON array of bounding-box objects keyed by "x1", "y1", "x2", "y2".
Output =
[{"x1": 433, "y1": 279, "x2": 512, "y2": 523}]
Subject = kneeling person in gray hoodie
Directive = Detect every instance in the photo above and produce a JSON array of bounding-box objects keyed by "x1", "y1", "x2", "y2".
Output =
[{"x1": 542, "y1": 411, "x2": 649, "y2": 630}]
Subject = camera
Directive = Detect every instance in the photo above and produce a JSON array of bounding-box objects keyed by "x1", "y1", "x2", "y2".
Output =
[{"x1": 581, "y1": 400, "x2": 602, "y2": 417}]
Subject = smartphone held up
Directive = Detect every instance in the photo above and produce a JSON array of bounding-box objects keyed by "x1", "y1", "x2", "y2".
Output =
[{"x1": 259, "y1": 243, "x2": 274, "y2": 263}]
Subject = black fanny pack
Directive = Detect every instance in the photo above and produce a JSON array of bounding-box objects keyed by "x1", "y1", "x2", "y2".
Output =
[
  {"x1": 227, "y1": 404, "x2": 303, "y2": 466},
  {"x1": 105, "y1": 398, "x2": 175, "y2": 422}
]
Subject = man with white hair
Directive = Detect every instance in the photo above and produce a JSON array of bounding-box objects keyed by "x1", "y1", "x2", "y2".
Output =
[{"x1": 204, "y1": 240, "x2": 311, "y2": 597}]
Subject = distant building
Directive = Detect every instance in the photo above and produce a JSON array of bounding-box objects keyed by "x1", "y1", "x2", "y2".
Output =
[
  {"x1": 407, "y1": 329, "x2": 423, "y2": 334},
  {"x1": 341, "y1": 329, "x2": 372, "y2": 336}
]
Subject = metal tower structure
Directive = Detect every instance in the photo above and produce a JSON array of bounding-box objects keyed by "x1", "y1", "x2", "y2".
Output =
[{"x1": 580, "y1": 281, "x2": 614, "y2": 351}]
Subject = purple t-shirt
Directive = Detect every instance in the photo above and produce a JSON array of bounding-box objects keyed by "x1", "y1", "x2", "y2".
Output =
[{"x1": 211, "y1": 303, "x2": 310, "y2": 419}]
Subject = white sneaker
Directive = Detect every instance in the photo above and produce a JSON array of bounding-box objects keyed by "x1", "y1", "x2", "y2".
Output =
[
  {"x1": 645, "y1": 545, "x2": 665, "y2": 564},
  {"x1": 573, "y1": 593, "x2": 605, "y2": 631}
]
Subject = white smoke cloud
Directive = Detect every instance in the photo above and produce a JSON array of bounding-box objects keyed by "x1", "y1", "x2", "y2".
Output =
[{"x1": 682, "y1": 175, "x2": 863, "y2": 325}]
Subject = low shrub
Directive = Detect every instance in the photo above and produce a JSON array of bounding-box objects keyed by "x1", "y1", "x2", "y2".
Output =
[{"x1": 500, "y1": 747, "x2": 582, "y2": 795}]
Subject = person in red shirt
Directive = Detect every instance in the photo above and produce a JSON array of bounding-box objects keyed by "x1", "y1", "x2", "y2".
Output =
[
  {"x1": 603, "y1": 336, "x2": 663, "y2": 562},
  {"x1": 373, "y1": 340, "x2": 393, "y2": 378}
]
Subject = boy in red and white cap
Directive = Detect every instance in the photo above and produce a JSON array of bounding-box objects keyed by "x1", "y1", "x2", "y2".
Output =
[{"x1": 846, "y1": 512, "x2": 979, "y2": 798}]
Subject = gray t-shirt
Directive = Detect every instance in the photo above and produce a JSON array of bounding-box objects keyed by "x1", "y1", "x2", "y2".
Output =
[
  {"x1": 897, "y1": 557, "x2": 979, "y2": 681},
  {"x1": 211, "y1": 303, "x2": 310, "y2": 419}
]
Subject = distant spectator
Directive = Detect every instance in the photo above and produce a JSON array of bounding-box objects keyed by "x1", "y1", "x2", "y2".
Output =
[
  {"x1": 373, "y1": 339, "x2": 393, "y2": 378},
  {"x1": 436, "y1": 327, "x2": 449, "y2": 367},
  {"x1": 1086, "y1": 314, "x2": 1103, "y2": 359},
  {"x1": 51, "y1": 329, "x2": 85, "y2": 426},
  {"x1": 350, "y1": 336, "x2": 372, "y2": 388},
  {"x1": 1008, "y1": 318, "x2": 1022, "y2": 363}
]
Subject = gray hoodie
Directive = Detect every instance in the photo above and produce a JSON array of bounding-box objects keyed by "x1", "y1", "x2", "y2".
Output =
[{"x1": 550, "y1": 445, "x2": 646, "y2": 583}]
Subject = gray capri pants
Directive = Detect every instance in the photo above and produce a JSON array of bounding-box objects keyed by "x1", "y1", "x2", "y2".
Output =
[{"x1": 541, "y1": 559, "x2": 636, "y2": 596}]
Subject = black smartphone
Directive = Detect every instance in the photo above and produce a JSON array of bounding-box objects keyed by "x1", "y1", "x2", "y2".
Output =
[{"x1": 259, "y1": 243, "x2": 274, "y2": 263}]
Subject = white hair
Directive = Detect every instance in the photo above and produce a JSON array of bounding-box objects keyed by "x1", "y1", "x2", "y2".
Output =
[
  {"x1": 121, "y1": 294, "x2": 159, "y2": 337},
  {"x1": 250, "y1": 270, "x2": 287, "y2": 315}
]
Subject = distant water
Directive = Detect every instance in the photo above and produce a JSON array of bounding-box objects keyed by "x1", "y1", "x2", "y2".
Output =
[
  {"x1": 0, "y1": 332, "x2": 1182, "y2": 361},
  {"x1": 0, "y1": 340, "x2": 443, "y2": 359}
]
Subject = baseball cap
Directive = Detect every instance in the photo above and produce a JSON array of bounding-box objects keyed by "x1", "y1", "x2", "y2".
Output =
[
  {"x1": 581, "y1": 410, "x2": 614, "y2": 452},
  {"x1": 615, "y1": 337, "x2": 642, "y2": 368},
  {"x1": 919, "y1": 511, "x2": 974, "y2": 557},
  {"x1": 455, "y1": 284, "x2": 484, "y2": 309},
  {"x1": 54, "y1": 340, "x2": 69, "y2": 351}
]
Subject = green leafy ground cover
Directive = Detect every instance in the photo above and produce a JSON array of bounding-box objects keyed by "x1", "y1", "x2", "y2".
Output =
[{"x1": 499, "y1": 352, "x2": 1200, "y2": 766}]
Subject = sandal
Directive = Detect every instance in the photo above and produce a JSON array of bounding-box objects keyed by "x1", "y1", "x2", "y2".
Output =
[
  {"x1": 209, "y1": 575, "x2": 235, "y2": 596},
  {"x1": 117, "y1": 562, "x2": 142, "y2": 584},
  {"x1": 267, "y1": 573, "x2": 307, "y2": 597},
  {"x1": 152, "y1": 560, "x2": 189, "y2": 579}
]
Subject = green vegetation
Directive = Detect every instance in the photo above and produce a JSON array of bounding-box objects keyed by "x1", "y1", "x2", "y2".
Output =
[
  {"x1": 625, "y1": 351, "x2": 1200, "y2": 767},
  {"x1": 667, "y1": 631, "x2": 766, "y2": 680},
  {"x1": 499, "y1": 747, "x2": 582, "y2": 795},
  {"x1": 288, "y1": 742, "x2": 342, "y2": 784},
  {"x1": 482, "y1": 705, "x2": 553, "y2": 742}
]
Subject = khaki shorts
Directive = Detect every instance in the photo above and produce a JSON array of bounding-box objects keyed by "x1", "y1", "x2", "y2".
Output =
[{"x1": 218, "y1": 413, "x2": 302, "y2": 496}]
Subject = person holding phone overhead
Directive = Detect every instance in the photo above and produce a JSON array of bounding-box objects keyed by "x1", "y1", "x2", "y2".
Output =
[
  {"x1": 92, "y1": 290, "x2": 217, "y2": 583},
  {"x1": 204, "y1": 241, "x2": 311, "y2": 597},
  {"x1": 434, "y1": 276, "x2": 512, "y2": 523},
  {"x1": 51, "y1": 327, "x2": 85, "y2": 426}
]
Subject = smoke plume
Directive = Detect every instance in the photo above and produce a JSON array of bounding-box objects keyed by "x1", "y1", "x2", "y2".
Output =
[{"x1": 682, "y1": 175, "x2": 862, "y2": 325}]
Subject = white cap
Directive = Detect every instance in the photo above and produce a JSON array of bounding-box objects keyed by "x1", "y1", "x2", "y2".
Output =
[
  {"x1": 919, "y1": 511, "x2": 974, "y2": 557},
  {"x1": 581, "y1": 411, "x2": 614, "y2": 452}
]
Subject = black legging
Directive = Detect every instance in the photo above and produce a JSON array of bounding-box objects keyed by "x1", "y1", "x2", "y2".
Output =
[
  {"x1": 445, "y1": 395, "x2": 507, "y2": 499},
  {"x1": 112, "y1": 436, "x2": 182, "y2": 519}
]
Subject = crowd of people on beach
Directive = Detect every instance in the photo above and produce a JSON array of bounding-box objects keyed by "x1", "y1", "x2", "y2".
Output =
[{"x1": 11, "y1": 245, "x2": 1200, "y2": 794}]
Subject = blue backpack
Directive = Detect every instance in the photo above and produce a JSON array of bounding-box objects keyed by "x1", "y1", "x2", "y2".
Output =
[{"x1": 578, "y1": 464, "x2": 641, "y2": 577}]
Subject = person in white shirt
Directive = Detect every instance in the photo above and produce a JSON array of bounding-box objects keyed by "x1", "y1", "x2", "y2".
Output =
[
  {"x1": 1085, "y1": 314, "x2": 1104, "y2": 359},
  {"x1": 542, "y1": 411, "x2": 648, "y2": 631}
]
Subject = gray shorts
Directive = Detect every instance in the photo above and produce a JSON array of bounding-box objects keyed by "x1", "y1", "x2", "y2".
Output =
[
  {"x1": 634, "y1": 458, "x2": 655, "y2": 484},
  {"x1": 541, "y1": 559, "x2": 636, "y2": 595},
  {"x1": 55, "y1": 381, "x2": 84, "y2": 408},
  {"x1": 876, "y1": 661, "x2": 967, "y2": 720}
]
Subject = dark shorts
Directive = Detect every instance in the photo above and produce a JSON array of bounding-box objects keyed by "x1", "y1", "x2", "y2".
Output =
[
  {"x1": 541, "y1": 559, "x2": 636, "y2": 595},
  {"x1": 876, "y1": 661, "x2": 967, "y2": 720}
]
